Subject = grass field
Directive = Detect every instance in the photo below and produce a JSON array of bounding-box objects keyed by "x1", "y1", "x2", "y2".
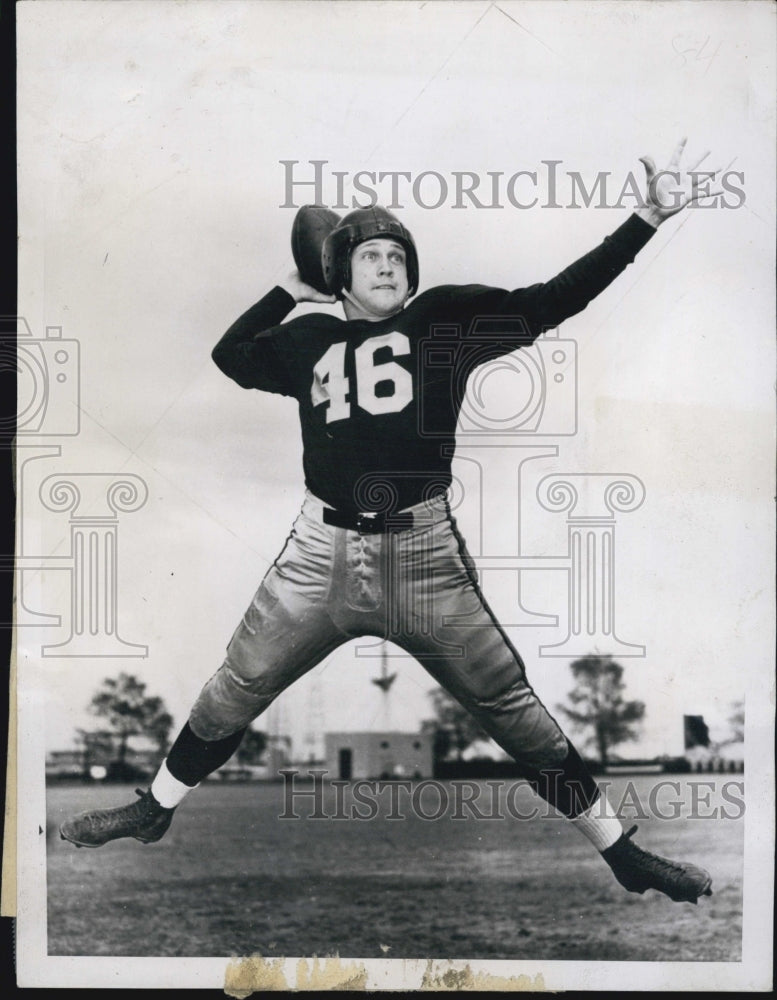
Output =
[{"x1": 46, "y1": 775, "x2": 743, "y2": 961}]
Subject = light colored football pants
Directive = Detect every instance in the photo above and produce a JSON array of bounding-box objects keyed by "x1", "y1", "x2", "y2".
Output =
[{"x1": 189, "y1": 492, "x2": 568, "y2": 771}]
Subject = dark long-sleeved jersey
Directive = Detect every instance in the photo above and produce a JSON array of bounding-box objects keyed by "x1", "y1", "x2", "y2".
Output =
[{"x1": 212, "y1": 213, "x2": 655, "y2": 512}]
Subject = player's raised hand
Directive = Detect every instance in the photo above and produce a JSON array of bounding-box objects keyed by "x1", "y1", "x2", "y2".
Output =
[
  {"x1": 280, "y1": 270, "x2": 337, "y2": 304},
  {"x1": 636, "y1": 137, "x2": 721, "y2": 227}
]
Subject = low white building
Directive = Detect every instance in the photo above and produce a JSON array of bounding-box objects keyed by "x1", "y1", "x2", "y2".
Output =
[{"x1": 324, "y1": 731, "x2": 433, "y2": 780}]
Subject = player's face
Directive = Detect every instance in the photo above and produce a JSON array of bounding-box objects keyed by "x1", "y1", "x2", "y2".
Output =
[{"x1": 345, "y1": 239, "x2": 409, "y2": 321}]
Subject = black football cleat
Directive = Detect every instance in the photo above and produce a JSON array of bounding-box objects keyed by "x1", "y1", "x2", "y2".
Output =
[
  {"x1": 602, "y1": 825, "x2": 713, "y2": 903},
  {"x1": 59, "y1": 788, "x2": 175, "y2": 848}
]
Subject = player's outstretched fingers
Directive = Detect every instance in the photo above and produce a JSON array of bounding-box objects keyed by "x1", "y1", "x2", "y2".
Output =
[
  {"x1": 668, "y1": 135, "x2": 688, "y2": 167},
  {"x1": 687, "y1": 149, "x2": 711, "y2": 172},
  {"x1": 638, "y1": 155, "x2": 657, "y2": 185}
]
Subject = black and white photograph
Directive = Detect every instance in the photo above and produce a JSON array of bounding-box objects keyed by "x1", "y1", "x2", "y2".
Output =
[{"x1": 12, "y1": 0, "x2": 775, "y2": 991}]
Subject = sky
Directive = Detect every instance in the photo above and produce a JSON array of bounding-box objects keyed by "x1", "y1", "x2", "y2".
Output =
[{"x1": 16, "y1": 0, "x2": 775, "y2": 765}]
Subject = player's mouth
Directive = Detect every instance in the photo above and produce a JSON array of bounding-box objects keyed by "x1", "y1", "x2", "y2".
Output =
[{"x1": 373, "y1": 283, "x2": 397, "y2": 290}]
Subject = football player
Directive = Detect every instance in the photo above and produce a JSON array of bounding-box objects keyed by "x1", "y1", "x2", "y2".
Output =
[{"x1": 61, "y1": 140, "x2": 714, "y2": 904}]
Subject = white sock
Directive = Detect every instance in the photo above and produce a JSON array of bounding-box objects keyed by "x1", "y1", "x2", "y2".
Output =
[
  {"x1": 150, "y1": 759, "x2": 199, "y2": 809},
  {"x1": 569, "y1": 792, "x2": 623, "y2": 852}
]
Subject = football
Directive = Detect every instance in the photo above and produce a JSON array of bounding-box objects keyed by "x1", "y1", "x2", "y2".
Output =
[{"x1": 291, "y1": 205, "x2": 342, "y2": 294}]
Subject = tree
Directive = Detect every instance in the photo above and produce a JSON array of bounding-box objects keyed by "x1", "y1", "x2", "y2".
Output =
[
  {"x1": 557, "y1": 655, "x2": 645, "y2": 767},
  {"x1": 88, "y1": 672, "x2": 173, "y2": 766},
  {"x1": 235, "y1": 727, "x2": 267, "y2": 765},
  {"x1": 725, "y1": 700, "x2": 744, "y2": 744},
  {"x1": 424, "y1": 688, "x2": 490, "y2": 761}
]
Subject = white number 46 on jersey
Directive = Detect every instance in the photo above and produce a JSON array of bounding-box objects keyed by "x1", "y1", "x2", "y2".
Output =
[{"x1": 311, "y1": 331, "x2": 413, "y2": 422}]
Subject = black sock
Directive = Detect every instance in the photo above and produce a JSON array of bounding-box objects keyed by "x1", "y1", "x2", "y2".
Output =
[
  {"x1": 164, "y1": 722, "x2": 247, "y2": 786},
  {"x1": 524, "y1": 741, "x2": 600, "y2": 818}
]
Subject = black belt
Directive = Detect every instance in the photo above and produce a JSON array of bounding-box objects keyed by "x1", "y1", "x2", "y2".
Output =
[{"x1": 322, "y1": 507, "x2": 415, "y2": 534}]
